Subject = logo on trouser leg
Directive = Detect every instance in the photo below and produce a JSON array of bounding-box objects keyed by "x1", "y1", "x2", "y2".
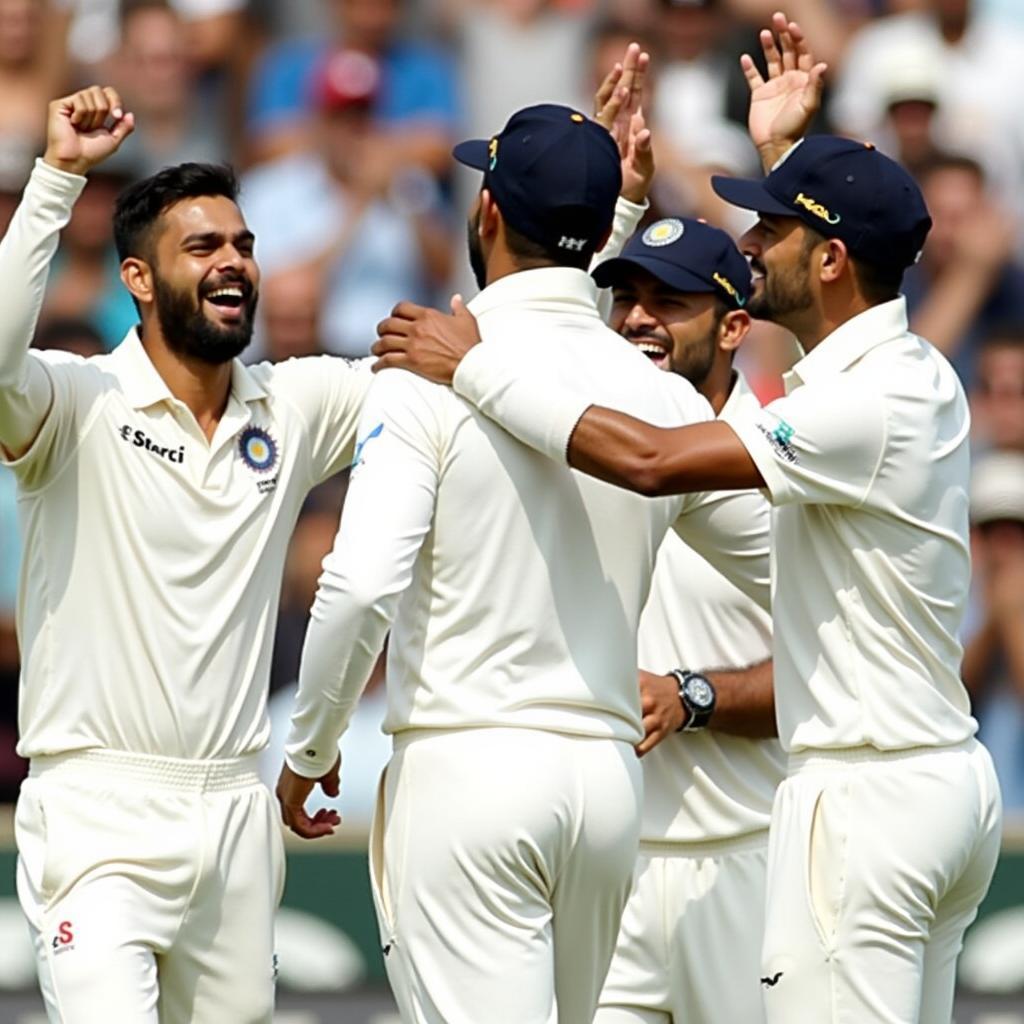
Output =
[
  {"x1": 51, "y1": 921, "x2": 75, "y2": 955},
  {"x1": 760, "y1": 971, "x2": 784, "y2": 988},
  {"x1": 272, "y1": 953, "x2": 279, "y2": 981}
]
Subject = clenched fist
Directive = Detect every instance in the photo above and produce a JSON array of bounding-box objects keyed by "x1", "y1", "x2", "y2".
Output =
[{"x1": 43, "y1": 86, "x2": 134, "y2": 177}]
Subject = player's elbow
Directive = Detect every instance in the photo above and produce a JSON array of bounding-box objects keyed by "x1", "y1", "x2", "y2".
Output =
[{"x1": 620, "y1": 447, "x2": 677, "y2": 498}]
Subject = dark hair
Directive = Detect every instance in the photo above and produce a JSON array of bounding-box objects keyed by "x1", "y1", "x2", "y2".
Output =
[
  {"x1": 504, "y1": 220, "x2": 596, "y2": 272},
  {"x1": 120, "y1": 0, "x2": 174, "y2": 29},
  {"x1": 979, "y1": 326, "x2": 1024, "y2": 354},
  {"x1": 915, "y1": 151, "x2": 985, "y2": 187},
  {"x1": 113, "y1": 162, "x2": 240, "y2": 265},
  {"x1": 33, "y1": 317, "x2": 106, "y2": 355},
  {"x1": 800, "y1": 223, "x2": 904, "y2": 305},
  {"x1": 589, "y1": 16, "x2": 658, "y2": 56}
]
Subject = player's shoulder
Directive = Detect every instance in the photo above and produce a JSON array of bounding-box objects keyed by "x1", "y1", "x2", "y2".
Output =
[{"x1": 248, "y1": 353, "x2": 374, "y2": 397}]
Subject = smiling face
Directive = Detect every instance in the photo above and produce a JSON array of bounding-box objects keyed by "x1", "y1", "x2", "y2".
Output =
[
  {"x1": 740, "y1": 214, "x2": 818, "y2": 328},
  {"x1": 145, "y1": 195, "x2": 260, "y2": 364},
  {"x1": 609, "y1": 267, "x2": 724, "y2": 388}
]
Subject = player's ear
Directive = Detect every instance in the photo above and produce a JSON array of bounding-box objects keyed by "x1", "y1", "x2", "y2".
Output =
[
  {"x1": 718, "y1": 309, "x2": 751, "y2": 353},
  {"x1": 479, "y1": 189, "x2": 500, "y2": 240},
  {"x1": 820, "y1": 238, "x2": 849, "y2": 285},
  {"x1": 120, "y1": 257, "x2": 154, "y2": 307}
]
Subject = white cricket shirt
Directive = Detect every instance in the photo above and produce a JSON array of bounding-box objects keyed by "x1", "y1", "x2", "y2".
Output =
[
  {"x1": 286, "y1": 268, "x2": 770, "y2": 778},
  {"x1": 639, "y1": 374, "x2": 784, "y2": 844},
  {"x1": 445, "y1": 296, "x2": 978, "y2": 755},
  {"x1": 721, "y1": 298, "x2": 977, "y2": 752},
  {"x1": 0, "y1": 162, "x2": 370, "y2": 761}
]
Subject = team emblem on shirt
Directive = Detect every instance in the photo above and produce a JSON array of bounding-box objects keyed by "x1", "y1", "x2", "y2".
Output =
[
  {"x1": 238, "y1": 426, "x2": 279, "y2": 474},
  {"x1": 642, "y1": 218, "x2": 684, "y2": 248}
]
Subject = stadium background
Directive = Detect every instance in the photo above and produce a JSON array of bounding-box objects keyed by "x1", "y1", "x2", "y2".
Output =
[{"x1": 1, "y1": 0, "x2": 1024, "y2": 1019}]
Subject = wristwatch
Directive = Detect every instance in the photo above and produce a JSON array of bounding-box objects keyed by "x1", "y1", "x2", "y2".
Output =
[{"x1": 670, "y1": 669, "x2": 716, "y2": 732}]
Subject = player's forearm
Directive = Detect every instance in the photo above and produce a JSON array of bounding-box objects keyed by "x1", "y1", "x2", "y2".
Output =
[
  {"x1": 960, "y1": 618, "x2": 997, "y2": 696},
  {"x1": 569, "y1": 412, "x2": 764, "y2": 496},
  {"x1": 0, "y1": 159, "x2": 85, "y2": 454},
  {"x1": 706, "y1": 659, "x2": 776, "y2": 738},
  {"x1": 284, "y1": 573, "x2": 394, "y2": 779}
]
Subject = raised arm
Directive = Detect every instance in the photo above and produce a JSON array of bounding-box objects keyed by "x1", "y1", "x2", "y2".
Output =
[{"x1": 0, "y1": 87, "x2": 133, "y2": 461}]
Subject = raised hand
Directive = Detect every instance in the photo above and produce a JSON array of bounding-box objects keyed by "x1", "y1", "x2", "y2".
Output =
[
  {"x1": 595, "y1": 43, "x2": 654, "y2": 204},
  {"x1": 742, "y1": 12, "x2": 826, "y2": 171},
  {"x1": 44, "y1": 86, "x2": 134, "y2": 177}
]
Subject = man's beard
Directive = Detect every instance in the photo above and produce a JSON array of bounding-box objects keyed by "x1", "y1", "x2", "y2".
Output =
[
  {"x1": 747, "y1": 252, "x2": 814, "y2": 322},
  {"x1": 153, "y1": 273, "x2": 257, "y2": 366},
  {"x1": 671, "y1": 324, "x2": 716, "y2": 390},
  {"x1": 467, "y1": 212, "x2": 487, "y2": 291}
]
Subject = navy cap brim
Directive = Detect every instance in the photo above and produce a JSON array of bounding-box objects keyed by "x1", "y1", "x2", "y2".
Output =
[
  {"x1": 592, "y1": 254, "x2": 719, "y2": 296},
  {"x1": 453, "y1": 139, "x2": 489, "y2": 170},
  {"x1": 710, "y1": 175, "x2": 795, "y2": 217}
]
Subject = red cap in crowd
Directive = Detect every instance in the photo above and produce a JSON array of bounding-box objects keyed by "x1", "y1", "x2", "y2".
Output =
[{"x1": 313, "y1": 50, "x2": 380, "y2": 112}]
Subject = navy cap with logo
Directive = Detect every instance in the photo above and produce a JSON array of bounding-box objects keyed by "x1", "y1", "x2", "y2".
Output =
[
  {"x1": 711, "y1": 135, "x2": 932, "y2": 271},
  {"x1": 453, "y1": 103, "x2": 623, "y2": 256},
  {"x1": 592, "y1": 217, "x2": 752, "y2": 309}
]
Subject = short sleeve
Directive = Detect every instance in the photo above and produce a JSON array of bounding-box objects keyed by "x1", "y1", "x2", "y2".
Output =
[{"x1": 721, "y1": 376, "x2": 886, "y2": 508}]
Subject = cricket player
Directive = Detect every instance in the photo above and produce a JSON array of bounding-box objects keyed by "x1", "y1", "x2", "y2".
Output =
[
  {"x1": 371, "y1": 17, "x2": 1003, "y2": 1024},
  {"x1": 2, "y1": 88, "x2": 369, "y2": 1021},
  {"x1": 277, "y1": 103, "x2": 771, "y2": 1024},
  {"x1": 593, "y1": 219, "x2": 784, "y2": 1024}
]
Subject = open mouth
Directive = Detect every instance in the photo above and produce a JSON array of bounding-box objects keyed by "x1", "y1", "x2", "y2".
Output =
[
  {"x1": 202, "y1": 284, "x2": 249, "y2": 320},
  {"x1": 632, "y1": 337, "x2": 671, "y2": 371}
]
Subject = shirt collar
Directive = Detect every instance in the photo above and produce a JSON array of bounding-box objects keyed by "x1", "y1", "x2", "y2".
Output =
[
  {"x1": 720, "y1": 369, "x2": 754, "y2": 419},
  {"x1": 467, "y1": 267, "x2": 603, "y2": 321},
  {"x1": 784, "y1": 296, "x2": 909, "y2": 393},
  {"x1": 113, "y1": 328, "x2": 269, "y2": 410}
]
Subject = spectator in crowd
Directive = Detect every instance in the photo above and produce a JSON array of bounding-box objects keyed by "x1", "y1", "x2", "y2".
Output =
[
  {"x1": 831, "y1": 0, "x2": 1024, "y2": 217},
  {"x1": 103, "y1": 0, "x2": 231, "y2": 177},
  {"x1": 260, "y1": 266, "x2": 325, "y2": 362},
  {"x1": 41, "y1": 170, "x2": 139, "y2": 350},
  {"x1": 962, "y1": 452, "x2": 1024, "y2": 811},
  {"x1": 246, "y1": 0, "x2": 458, "y2": 172},
  {"x1": 0, "y1": 0, "x2": 68, "y2": 191},
  {"x1": 33, "y1": 317, "x2": 107, "y2": 358},
  {"x1": 903, "y1": 154, "x2": 1024, "y2": 385},
  {"x1": 56, "y1": 0, "x2": 249, "y2": 75},
  {"x1": 242, "y1": 49, "x2": 450, "y2": 357},
  {"x1": 971, "y1": 329, "x2": 1024, "y2": 455}
]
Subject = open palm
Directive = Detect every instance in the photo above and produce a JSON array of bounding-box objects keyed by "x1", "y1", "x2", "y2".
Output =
[{"x1": 743, "y1": 13, "x2": 826, "y2": 167}]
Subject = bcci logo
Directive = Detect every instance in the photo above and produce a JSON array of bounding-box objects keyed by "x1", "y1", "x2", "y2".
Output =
[
  {"x1": 238, "y1": 425, "x2": 279, "y2": 474},
  {"x1": 642, "y1": 219, "x2": 684, "y2": 248}
]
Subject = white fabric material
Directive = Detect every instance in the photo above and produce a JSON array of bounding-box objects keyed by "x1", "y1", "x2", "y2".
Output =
[
  {"x1": 369, "y1": 728, "x2": 642, "y2": 1024},
  {"x1": 0, "y1": 161, "x2": 85, "y2": 458},
  {"x1": 761, "y1": 741, "x2": 1002, "y2": 1024},
  {"x1": 0, "y1": 160, "x2": 371, "y2": 762},
  {"x1": 638, "y1": 375, "x2": 784, "y2": 844},
  {"x1": 598, "y1": 839, "x2": 769, "y2": 1024},
  {"x1": 721, "y1": 298, "x2": 977, "y2": 753},
  {"x1": 285, "y1": 266, "x2": 771, "y2": 778},
  {"x1": 16, "y1": 751, "x2": 284, "y2": 1023}
]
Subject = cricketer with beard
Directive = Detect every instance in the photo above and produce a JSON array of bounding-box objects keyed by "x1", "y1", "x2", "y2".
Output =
[{"x1": 0, "y1": 87, "x2": 369, "y2": 1023}]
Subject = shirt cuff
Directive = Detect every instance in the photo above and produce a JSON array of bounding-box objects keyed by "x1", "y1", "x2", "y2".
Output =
[
  {"x1": 30, "y1": 158, "x2": 88, "y2": 202},
  {"x1": 452, "y1": 344, "x2": 591, "y2": 464}
]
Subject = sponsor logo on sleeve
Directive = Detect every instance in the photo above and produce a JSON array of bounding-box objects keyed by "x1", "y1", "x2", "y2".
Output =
[
  {"x1": 352, "y1": 422, "x2": 384, "y2": 472},
  {"x1": 756, "y1": 417, "x2": 798, "y2": 463}
]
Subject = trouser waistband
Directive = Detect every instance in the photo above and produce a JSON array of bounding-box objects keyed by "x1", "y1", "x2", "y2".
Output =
[
  {"x1": 29, "y1": 749, "x2": 263, "y2": 792},
  {"x1": 640, "y1": 830, "x2": 769, "y2": 858},
  {"x1": 788, "y1": 736, "x2": 977, "y2": 773}
]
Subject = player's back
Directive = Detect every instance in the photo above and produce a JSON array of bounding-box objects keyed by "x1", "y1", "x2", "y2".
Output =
[{"x1": 383, "y1": 267, "x2": 713, "y2": 744}]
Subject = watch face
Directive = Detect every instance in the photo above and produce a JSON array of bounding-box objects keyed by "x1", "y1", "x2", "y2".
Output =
[{"x1": 685, "y1": 677, "x2": 715, "y2": 710}]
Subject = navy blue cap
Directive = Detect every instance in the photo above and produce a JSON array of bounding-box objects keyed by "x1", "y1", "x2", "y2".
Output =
[
  {"x1": 592, "y1": 217, "x2": 752, "y2": 309},
  {"x1": 711, "y1": 135, "x2": 932, "y2": 271},
  {"x1": 454, "y1": 103, "x2": 623, "y2": 255}
]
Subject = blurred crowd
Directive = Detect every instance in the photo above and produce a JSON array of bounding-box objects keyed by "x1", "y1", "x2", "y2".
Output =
[{"x1": 1, "y1": 0, "x2": 1024, "y2": 820}]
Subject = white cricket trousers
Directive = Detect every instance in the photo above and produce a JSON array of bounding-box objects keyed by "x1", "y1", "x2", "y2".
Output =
[
  {"x1": 760, "y1": 738, "x2": 1002, "y2": 1024},
  {"x1": 15, "y1": 749, "x2": 286, "y2": 1023},
  {"x1": 369, "y1": 727, "x2": 643, "y2": 1024},
  {"x1": 596, "y1": 833, "x2": 769, "y2": 1024}
]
